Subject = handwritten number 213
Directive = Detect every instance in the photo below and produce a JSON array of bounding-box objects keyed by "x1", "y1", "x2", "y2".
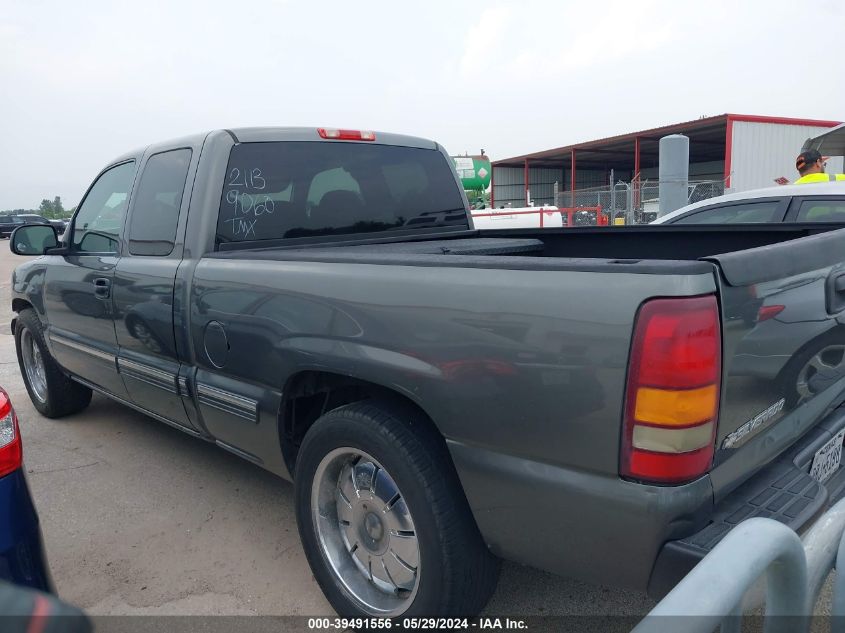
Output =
[{"x1": 228, "y1": 167, "x2": 266, "y2": 190}]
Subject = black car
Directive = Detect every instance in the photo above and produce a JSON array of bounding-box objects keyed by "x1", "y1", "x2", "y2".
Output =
[
  {"x1": 18, "y1": 215, "x2": 67, "y2": 235},
  {"x1": 0, "y1": 215, "x2": 27, "y2": 238},
  {"x1": 0, "y1": 215, "x2": 56, "y2": 239}
]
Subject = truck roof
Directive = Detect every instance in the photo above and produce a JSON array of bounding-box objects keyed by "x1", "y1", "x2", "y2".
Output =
[
  {"x1": 229, "y1": 127, "x2": 438, "y2": 150},
  {"x1": 105, "y1": 127, "x2": 440, "y2": 168}
]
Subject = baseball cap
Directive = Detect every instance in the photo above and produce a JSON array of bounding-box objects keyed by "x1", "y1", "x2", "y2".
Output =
[{"x1": 796, "y1": 149, "x2": 829, "y2": 170}]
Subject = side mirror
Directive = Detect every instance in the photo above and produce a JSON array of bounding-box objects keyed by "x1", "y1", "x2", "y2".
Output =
[{"x1": 10, "y1": 225, "x2": 58, "y2": 256}]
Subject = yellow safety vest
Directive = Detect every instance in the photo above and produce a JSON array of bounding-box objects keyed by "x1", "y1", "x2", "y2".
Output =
[{"x1": 794, "y1": 173, "x2": 845, "y2": 184}]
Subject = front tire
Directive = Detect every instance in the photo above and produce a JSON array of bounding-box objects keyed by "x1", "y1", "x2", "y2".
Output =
[
  {"x1": 294, "y1": 400, "x2": 499, "y2": 618},
  {"x1": 15, "y1": 309, "x2": 92, "y2": 418}
]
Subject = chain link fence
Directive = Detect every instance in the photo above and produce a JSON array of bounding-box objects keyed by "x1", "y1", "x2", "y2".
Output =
[
  {"x1": 553, "y1": 178, "x2": 727, "y2": 224},
  {"x1": 687, "y1": 180, "x2": 727, "y2": 204},
  {"x1": 553, "y1": 183, "x2": 630, "y2": 221}
]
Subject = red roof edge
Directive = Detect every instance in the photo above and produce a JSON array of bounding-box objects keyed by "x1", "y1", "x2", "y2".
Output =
[
  {"x1": 725, "y1": 113, "x2": 841, "y2": 127},
  {"x1": 493, "y1": 114, "x2": 729, "y2": 165},
  {"x1": 494, "y1": 113, "x2": 843, "y2": 166}
]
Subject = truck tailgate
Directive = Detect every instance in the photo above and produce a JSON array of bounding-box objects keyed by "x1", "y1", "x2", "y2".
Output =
[{"x1": 706, "y1": 227, "x2": 845, "y2": 500}]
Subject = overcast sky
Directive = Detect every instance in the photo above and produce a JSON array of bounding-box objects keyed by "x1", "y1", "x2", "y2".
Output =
[{"x1": 1, "y1": 0, "x2": 843, "y2": 209}]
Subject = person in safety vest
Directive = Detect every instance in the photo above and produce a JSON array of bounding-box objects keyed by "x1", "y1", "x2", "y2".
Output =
[{"x1": 794, "y1": 149, "x2": 845, "y2": 183}]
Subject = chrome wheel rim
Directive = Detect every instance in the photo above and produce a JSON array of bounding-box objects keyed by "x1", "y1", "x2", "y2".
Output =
[
  {"x1": 21, "y1": 329, "x2": 47, "y2": 403},
  {"x1": 312, "y1": 447, "x2": 420, "y2": 616},
  {"x1": 796, "y1": 344, "x2": 845, "y2": 403}
]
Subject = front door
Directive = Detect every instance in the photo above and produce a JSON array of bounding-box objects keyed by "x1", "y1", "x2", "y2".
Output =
[{"x1": 44, "y1": 160, "x2": 137, "y2": 398}]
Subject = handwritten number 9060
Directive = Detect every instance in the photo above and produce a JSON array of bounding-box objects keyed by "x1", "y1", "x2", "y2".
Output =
[{"x1": 225, "y1": 190, "x2": 275, "y2": 216}]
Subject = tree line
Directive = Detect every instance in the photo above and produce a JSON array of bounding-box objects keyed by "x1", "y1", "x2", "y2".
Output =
[{"x1": 2, "y1": 197, "x2": 75, "y2": 220}]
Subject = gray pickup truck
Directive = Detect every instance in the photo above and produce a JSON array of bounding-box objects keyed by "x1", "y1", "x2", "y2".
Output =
[{"x1": 10, "y1": 127, "x2": 845, "y2": 618}]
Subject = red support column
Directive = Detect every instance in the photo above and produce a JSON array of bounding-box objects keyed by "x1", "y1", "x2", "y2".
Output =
[
  {"x1": 634, "y1": 136, "x2": 641, "y2": 178},
  {"x1": 634, "y1": 136, "x2": 642, "y2": 208},
  {"x1": 524, "y1": 159, "x2": 530, "y2": 206},
  {"x1": 570, "y1": 149, "x2": 577, "y2": 207},
  {"x1": 724, "y1": 116, "x2": 734, "y2": 189}
]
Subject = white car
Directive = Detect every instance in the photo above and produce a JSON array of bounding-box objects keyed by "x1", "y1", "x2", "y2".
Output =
[{"x1": 653, "y1": 182, "x2": 845, "y2": 225}]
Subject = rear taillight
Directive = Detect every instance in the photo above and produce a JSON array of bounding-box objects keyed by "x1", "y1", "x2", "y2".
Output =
[
  {"x1": 0, "y1": 389, "x2": 21, "y2": 478},
  {"x1": 621, "y1": 295, "x2": 721, "y2": 484},
  {"x1": 317, "y1": 128, "x2": 376, "y2": 141}
]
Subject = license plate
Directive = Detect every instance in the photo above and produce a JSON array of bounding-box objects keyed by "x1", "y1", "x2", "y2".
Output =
[{"x1": 810, "y1": 429, "x2": 845, "y2": 483}]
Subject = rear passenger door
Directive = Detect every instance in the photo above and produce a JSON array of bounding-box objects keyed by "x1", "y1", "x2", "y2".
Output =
[{"x1": 113, "y1": 148, "x2": 200, "y2": 433}]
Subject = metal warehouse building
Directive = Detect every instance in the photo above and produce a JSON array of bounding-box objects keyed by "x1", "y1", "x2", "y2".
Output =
[{"x1": 492, "y1": 114, "x2": 843, "y2": 211}]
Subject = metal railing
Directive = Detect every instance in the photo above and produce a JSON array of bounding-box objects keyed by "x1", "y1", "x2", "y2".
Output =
[
  {"x1": 552, "y1": 178, "x2": 727, "y2": 224},
  {"x1": 634, "y1": 497, "x2": 845, "y2": 633}
]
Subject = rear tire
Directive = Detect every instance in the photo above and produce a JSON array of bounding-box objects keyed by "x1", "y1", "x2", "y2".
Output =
[
  {"x1": 294, "y1": 400, "x2": 499, "y2": 618},
  {"x1": 15, "y1": 309, "x2": 92, "y2": 418}
]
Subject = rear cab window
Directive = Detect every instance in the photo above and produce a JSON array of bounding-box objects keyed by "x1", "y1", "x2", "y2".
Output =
[{"x1": 216, "y1": 142, "x2": 466, "y2": 247}]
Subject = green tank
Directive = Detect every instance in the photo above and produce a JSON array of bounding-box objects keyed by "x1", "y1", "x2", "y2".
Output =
[{"x1": 452, "y1": 155, "x2": 492, "y2": 191}]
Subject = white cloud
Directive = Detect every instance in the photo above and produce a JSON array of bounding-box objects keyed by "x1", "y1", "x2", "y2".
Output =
[
  {"x1": 460, "y1": 7, "x2": 512, "y2": 76},
  {"x1": 1, "y1": 0, "x2": 844, "y2": 207},
  {"x1": 462, "y1": 0, "x2": 681, "y2": 82}
]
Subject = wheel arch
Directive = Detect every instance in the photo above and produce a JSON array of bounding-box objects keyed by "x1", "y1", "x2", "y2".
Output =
[
  {"x1": 11, "y1": 298, "x2": 34, "y2": 332},
  {"x1": 279, "y1": 370, "x2": 447, "y2": 476}
]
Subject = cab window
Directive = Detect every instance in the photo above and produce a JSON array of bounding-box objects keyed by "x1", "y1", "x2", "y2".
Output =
[
  {"x1": 306, "y1": 167, "x2": 361, "y2": 208},
  {"x1": 216, "y1": 142, "x2": 466, "y2": 245},
  {"x1": 128, "y1": 149, "x2": 192, "y2": 256}
]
